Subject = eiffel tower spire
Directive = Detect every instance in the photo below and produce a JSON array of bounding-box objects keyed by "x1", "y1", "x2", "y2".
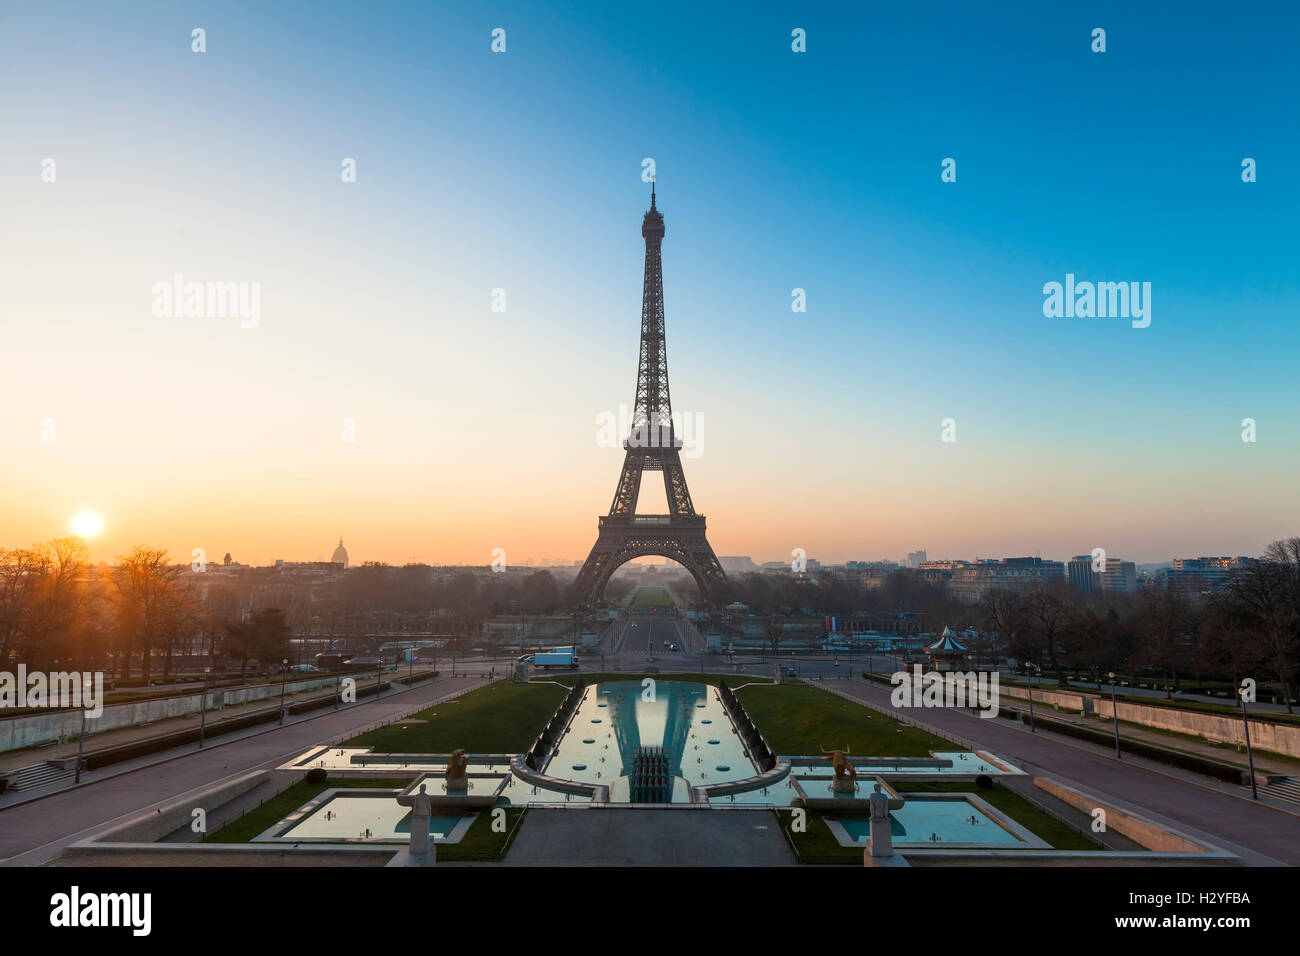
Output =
[{"x1": 573, "y1": 185, "x2": 726, "y2": 607}]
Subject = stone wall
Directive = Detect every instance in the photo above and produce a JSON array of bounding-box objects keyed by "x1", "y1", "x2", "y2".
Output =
[
  {"x1": 1033, "y1": 777, "x2": 1210, "y2": 853},
  {"x1": 1093, "y1": 697, "x2": 1300, "y2": 758},
  {"x1": 90, "y1": 770, "x2": 292, "y2": 843},
  {"x1": 1001, "y1": 685, "x2": 1299, "y2": 757},
  {"x1": 0, "y1": 676, "x2": 344, "y2": 752}
]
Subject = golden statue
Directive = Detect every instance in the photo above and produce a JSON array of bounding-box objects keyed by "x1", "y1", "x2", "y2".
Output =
[
  {"x1": 446, "y1": 749, "x2": 469, "y2": 779},
  {"x1": 820, "y1": 745, "x2": 857, "y2": 781}
]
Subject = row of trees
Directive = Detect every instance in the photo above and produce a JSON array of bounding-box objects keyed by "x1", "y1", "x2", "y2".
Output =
[
  {"x1": 0, "y1": 541, "x2": 290, "y2": 681},
  {"x1": 983, "y1": 541, "x2": 1299, "y2": 710},
  {"x1": 716, "y1": 539, "x2": 1300, "y2": 710},
  {"x1": 0, "y1": 543, "x2": 608, "y2": 679},
  {"x1": 4, "y1": 537, "x2": 1295, "y2": 705}
]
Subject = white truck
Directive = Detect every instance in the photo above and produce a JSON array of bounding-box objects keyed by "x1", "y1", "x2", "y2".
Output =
[{"x1": 534, "y1": 650, "x2": 579, "y2": 670}]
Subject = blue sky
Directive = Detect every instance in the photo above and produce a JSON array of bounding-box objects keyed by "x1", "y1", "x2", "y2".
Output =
[{"x1": 0, "y1": 1, "x2": 1296, "y2": 565}]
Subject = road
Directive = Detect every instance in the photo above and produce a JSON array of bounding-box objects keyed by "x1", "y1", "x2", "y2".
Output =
[
  {"x1": 611, "y1": 612, "x2": 692, "y2": 656},
  {"x1": 0, "y1": 673, "x2": 489, "y2": 866}
]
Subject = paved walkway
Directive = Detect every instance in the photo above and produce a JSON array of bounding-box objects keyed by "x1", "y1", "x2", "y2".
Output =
[
  {"x1": 818, "y1": 679, "x2": 1300, "y2": 866},
  {"x1": 506, "y1": 808, "x2": 795, "y2": 866},
  {"x1": 0, "y1": 673, "x2": 495, "y2": 866}
]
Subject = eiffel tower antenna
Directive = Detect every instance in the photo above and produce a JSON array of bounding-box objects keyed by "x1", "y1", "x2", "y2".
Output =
[{"x1": 573, "y1": 185, "x2": 726, "y2": 607}]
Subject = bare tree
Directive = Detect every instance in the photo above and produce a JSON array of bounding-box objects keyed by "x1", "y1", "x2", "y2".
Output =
[
  {"x1": 0, "y1": 538, "x2": 88, "y2": 669},
  {"x1": 1132, "y1": 583, "x2": 1196, "y2": 699},
  {"x1": 1219, "y1": 539, "x2": 1300, "y2": 712},
  {"x1": 112, "y1": 546, "x2": 186, "y2": 682},
  {"x1": 978, "y1": 587, "x2": 1026, "y2": 669},
  {"x1": 1022, "y1": 583, "x2": 1075, "y2": 684}
]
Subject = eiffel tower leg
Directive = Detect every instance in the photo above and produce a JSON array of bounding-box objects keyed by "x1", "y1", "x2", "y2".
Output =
[
  {"x1": 573, "y1": 537, "x2": 615, "y2": 607},
  {"x1": 661, "y1": 449, "x2": 695, "y2": 516},
  {"x1": 609, "y1": 449, "x2": 645, "y2": 516}
]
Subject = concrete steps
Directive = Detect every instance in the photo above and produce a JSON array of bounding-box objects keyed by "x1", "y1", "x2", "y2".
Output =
[
  {"x1": 4, "y1": 761, "x2": 76, "y2": 791},
  {"x1": 1245, "y1": 776, "x2": 1300, "y2": 807}
]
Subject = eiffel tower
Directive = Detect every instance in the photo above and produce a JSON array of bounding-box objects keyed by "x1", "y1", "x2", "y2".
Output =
[{"x1": 572, "y1": 183, "x2": 726, "y2": 606}]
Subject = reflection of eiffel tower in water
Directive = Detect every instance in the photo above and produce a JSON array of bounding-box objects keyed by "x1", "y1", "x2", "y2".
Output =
[
  {"x1": 601, "y1": 681, "x2": 706, "y2": 786},
  {"x1": 572, "y1": 184, "x2": 726, "y2": 606}
]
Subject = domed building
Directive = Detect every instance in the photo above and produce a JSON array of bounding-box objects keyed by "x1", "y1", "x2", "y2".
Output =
[{"x1": 331, "y1": 538, "x2": 349, "y2": 569}]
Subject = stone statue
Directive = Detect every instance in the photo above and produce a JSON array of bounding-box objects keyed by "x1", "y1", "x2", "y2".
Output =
[
  {"x1": 869, "y1": 783, "x2": 890, "y2": 819},
  {"x1": 866, "y1": 782, "x2": 906, "y2": 860},
  {"x1": 396, "y1": 783, "x2": 435, "y2": 856}
]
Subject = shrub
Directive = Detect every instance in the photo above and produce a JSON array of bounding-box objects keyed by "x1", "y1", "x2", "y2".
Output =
[
  {"x1": 305, "y1": 768, "x2": 327, "y2": 785},
  {"x1": 975, "y1": 774, "x2": 993, "y2": 789}
]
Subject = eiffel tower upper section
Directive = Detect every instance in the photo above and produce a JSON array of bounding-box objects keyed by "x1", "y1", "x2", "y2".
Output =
[{"x1": 607, "y1": 181, "x2": 696, "y2": 517}]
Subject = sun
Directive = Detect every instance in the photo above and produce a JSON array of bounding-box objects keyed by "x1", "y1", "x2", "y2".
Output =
[{"x1": 71, "y1": 511, "x2": 104, "y2": 538}]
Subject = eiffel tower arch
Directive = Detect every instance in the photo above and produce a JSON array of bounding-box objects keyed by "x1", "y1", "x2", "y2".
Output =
[{"x1": 573, "y1": 184, "x2": 727, "y2": 607}]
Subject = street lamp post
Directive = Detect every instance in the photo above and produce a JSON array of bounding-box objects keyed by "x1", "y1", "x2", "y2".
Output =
[
  {"x1": 279, "y1": 659, "x2": 289, "y2": 725},
  {"x1": 199, "y1": 667, "x2": 212, "y2": 748},
  {"x1": 334, "y1": 673, "x2": 341, "y2": 710},
  {"x1": 1108, "y1": 672, "x2": 1121, "y2": 758},
  {"x1": 1026, "y1": 663, "x2": 1038, "y2": 734},
  {"x1": 1238, "y1": 686, "x2": 1259, "y2": 800},
  {"x1": 74, "y1": 677, "x2": 91, "y2": 784}
]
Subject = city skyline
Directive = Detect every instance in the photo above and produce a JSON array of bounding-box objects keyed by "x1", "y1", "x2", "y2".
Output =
[
  {"x1": 3, "y1": 3, "x2": 1297, "y2": 569},
  {"x1": 12, "y1": 532, "x2": 1264, "y2": 573}
]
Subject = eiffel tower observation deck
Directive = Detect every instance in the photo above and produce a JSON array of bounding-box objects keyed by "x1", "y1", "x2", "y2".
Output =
[{"x1": 573, "y1": 184, "x2": 726, "y2": 607}]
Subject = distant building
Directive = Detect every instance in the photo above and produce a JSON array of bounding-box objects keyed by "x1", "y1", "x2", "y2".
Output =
[
  {"x1": 1100, "y1": 559, "x2": 1138, "y2": 593},
  {"x1": 918, "y1": 559, "x2": 970, "y2": 584},
  {"x1": 1067, "y1": 556, "x2": 1100, "y2": 593},
  {"x1": 847, "y1": 560, "x2": 900, "y2": 572},
  {"x1": 331, "y1": 538, "x2": 349, "y2": 569},
  {"x1": 951, "y1": 557, "x2": 1065, "y2": 602},
  {"x1": 718, "y1": 556, "x2": 758, "y2": 574},
  {"x1": 1069, "y1": 554, "x2": 1137, "y2": 594},
  {"x1": 1168, "y1": 556, "x2": 1251, "y2": 592},
  {"x1": 906, "y1": 549, "x2": 927, "y2": 569}
]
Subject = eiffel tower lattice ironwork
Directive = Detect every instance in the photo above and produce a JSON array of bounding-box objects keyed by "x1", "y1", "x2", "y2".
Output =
[{"x1": 573, "y1": 184, "x2": 726, "y2": 606}]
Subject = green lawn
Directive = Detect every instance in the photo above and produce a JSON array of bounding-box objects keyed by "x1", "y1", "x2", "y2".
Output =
[
  {"x1": 736, "y1": 681, "x2": 949, "y2": 757},
  {"x1": 348, "y1": 681, "x2": 566, "y2": 754},
  {"x1": 203, "y1": 777, "x2": 410, "y2": 843},
  {"x1": 631, "y1": 586, "x2": 673, "y2": 607},
  {"x1": 345, "y1": 680, "x2": 567, "y2": 753},
  {"x1": 774, "y1": 808, "x2": 852, "y2": 863},
  {"x1": 439, "y1": 808, "x2": 527, "y2": 862}
]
